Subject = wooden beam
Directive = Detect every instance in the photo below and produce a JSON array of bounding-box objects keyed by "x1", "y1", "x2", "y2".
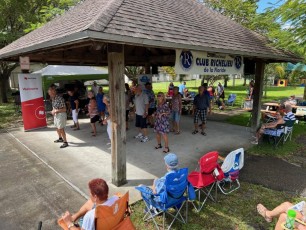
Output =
[
  {"x1": 107, "y1": 44, "x2": 127, "y2": 186},
  {"x1": 252, "y1": 60, "x2": 265, "y2": 130}
]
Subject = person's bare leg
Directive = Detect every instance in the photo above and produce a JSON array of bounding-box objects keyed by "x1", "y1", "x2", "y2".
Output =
[
  {"x1": 156, "y1": 133, "x2": 161, "y2": 145},
  {"x1": 176, "y1": 120, "x2": 180, "y2": 132},
  {"x1": 171, "y1": 120, "x2": 175, "y2": 132},
  {"x1": 142, "y1": 128, "x2": 148, "y2": 137},
  {"x1": 265, "y1": 202, "x2": 292, "y2": 219},
  {"x1": 56, "y1": 129, "x2": 61, "y2": 139},
  {"x1": 163, "y1": 133, "x2": 169, "y2": 148},
  {"x1": 194, "y1": 123, "x2": 198, "y2": 131},
  {"x1": 201, "y1": 122, "x2": 206, "y2": 132},
  {"x1": 60, "y1": 129, "x2": 67, "y2": 142},
  {"x1": 91, "y1": 123, "x2": 96, "y2": 136}
]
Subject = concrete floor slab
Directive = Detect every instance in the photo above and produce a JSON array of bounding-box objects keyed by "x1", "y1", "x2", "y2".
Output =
[{"x1": 7, "y1": 115, "x2": 252, "y2": 203}]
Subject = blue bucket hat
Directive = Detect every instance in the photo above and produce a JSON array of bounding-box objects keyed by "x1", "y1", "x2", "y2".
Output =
[{"x1": 164, "y1": 153, "x2": 178, "y2": 169}]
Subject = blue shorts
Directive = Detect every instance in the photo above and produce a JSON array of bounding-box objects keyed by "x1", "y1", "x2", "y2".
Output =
[{"x1": 171, "y1": 111, "x2": 180, "y2": 122}]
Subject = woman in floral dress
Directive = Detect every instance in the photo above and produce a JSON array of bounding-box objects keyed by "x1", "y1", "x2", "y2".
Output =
[{"x1": 154, "y1": 92, "x2": 171, "y2": 153}]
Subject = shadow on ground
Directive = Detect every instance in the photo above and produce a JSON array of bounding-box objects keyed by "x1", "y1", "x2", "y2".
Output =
[{"x1": 240, "y1": 154, "x2": 306, "y2": 197}]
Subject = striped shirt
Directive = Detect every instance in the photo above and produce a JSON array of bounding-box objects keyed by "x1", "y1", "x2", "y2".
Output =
[{"x1": 283, "y1": 111, "x2": 296, "y2": 131}]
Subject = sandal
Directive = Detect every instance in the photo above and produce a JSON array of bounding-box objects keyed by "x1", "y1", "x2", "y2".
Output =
[
  {"x1": 163, "y1": 147, "x2": 170, "y2": 153},
  {"x1": 92, "y1": 134, "x2": 96, "y2": 137},
  {"x1": 175, "y1": 131, "x2": 180, "y2": 135},
  {"x1": 201, "y1": 131, "x2": 207, "y2": 136},
  {"x1": 155, "y1": 144, "x2": 162, "y2": 149},
  {"x1": 192, "y1": 130, "x2": 198, "y2": 134},
  {"x1": 73, "y1": 128, "x2": 80, "y2": 131},
  {"x1": 257, "y1": 204, "x2": 272, "y2": 223}
]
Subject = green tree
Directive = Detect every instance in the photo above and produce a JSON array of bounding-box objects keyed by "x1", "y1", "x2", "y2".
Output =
[
  {"x1": 124, "y1": 66, "x2": 145, "y2": 81},
  {"x1": 203, "y1": 0, "x2": 259, "y2": 28},
  {"x1": 0, "y1": 0, "x2": 80, "y2": 103}
]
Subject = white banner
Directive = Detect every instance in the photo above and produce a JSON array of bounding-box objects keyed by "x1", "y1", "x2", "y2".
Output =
[
  {"x1": 18, "y1": 74, "x2": 46, "y2": 131},
  {"x1": 175, "y1": 50, "x2": 244, "y2": 75}
]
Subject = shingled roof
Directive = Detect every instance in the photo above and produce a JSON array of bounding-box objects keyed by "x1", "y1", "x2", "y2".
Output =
[{"x1": 0, "y1": 0, "x2": 301, "y2": 62}]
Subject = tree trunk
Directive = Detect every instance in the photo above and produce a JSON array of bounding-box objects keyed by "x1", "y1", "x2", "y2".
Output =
[
  {"x1": 6, "y1": 78, "x2": 11, "y2": 92},
  {"x1": 224, "y1": 78, "x2": 228, "y2": 87},
  {"x1": 243, "y1": 76, "x2": 247, "y2": 86},
  {"x1": 0, "y1": 77, "x2": 8, "y2": 103}
]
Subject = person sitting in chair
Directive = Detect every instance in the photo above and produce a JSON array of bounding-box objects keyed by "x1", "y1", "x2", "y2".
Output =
[
  {"x1": 251, "y1": 104, "x2": 295, "y2": 145},
  {"x1": 137, "y1": 153, "x2": 179, "y2": 205},
  {"x1": 257, "y1": 201, "x2": 306, "y2": 230},
  {"x1": 61, "y1": 178, "x2": 118, "y2": 230}
]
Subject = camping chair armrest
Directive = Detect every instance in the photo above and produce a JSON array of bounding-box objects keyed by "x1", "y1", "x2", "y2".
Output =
[{"x1": 135, "y1": 186, "x2": 160, "y2": 197}]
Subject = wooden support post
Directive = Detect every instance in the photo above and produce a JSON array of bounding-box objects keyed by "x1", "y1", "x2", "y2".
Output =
[
  {"x1": 107, "y1": 44, "x2": 126, "y2": 186},
  {"x1": 145, "y1": 64, "x2": 151, "y2": 74},
  {"x1": 252, "y1": 60, "x2": 265, "y2": 130}
]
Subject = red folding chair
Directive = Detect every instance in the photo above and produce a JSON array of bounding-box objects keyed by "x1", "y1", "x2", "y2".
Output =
[{"x1": 188, "y1": 151, "x2": 224, "y2": 212}]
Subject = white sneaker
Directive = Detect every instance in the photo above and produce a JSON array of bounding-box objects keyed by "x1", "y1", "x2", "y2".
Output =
[
  {"x1": 134, "y1": 133, "x2": 143, "y2": 139},
  {"x1": 141, "y1": 136, "x2": 149, "y2": 142},
  {"x1": 251, "y1": 140, "x2": 258, "y2": 145}
]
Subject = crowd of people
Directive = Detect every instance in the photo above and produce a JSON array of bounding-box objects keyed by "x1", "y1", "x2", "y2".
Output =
[{"x1": 48, "y1": 80, "x2": 225, "y2": 149}]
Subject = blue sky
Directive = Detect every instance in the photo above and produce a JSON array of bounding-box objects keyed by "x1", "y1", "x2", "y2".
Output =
[{"x1": 257, "y1": 0, "x2": 285, "y2": 13}]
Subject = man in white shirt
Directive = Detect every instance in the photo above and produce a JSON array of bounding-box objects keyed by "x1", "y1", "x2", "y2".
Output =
[{"x1": 134, "y1": 85, "x2": 150, "y2": 142}]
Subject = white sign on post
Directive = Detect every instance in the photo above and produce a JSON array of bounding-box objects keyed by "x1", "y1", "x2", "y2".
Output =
[
  {"x1": 175, "y1": 50, "x2": 244, "y2": 75},
  {"x1": 19, "y1": 56, "x2": 30, "y2": 70}
]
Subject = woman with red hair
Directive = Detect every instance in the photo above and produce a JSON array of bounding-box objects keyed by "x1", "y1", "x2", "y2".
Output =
[{"x1": 62, "y1": 178, "x2": 118, "y2": 230}]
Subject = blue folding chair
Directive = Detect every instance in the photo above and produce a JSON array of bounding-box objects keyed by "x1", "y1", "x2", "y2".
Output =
[
  {"x1": 135, "y1": 168, "x2": 195, "y2": 230},
  {"x1": 225, "y1": 94, "x2": 236, "y2": 106}
]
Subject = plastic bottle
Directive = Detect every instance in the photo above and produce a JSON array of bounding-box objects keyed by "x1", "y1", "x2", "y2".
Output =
[{"x1": 285, "y1": 209, "x2": 296, "y2": 230}]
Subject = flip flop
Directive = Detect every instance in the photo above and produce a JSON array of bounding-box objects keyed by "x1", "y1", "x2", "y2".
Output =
[
  {"x1": 257, "y1": 204, "x2": 272, "y2": 223},
  {"x1": 175, "y1": 131, "x2": 180, "y2": 135},
  {"x1": 192, "y1": 130, "x2": 198, "y2": 134},
  {"x1": 201, "y1": 131, "x2": 207, "y2": 136}
]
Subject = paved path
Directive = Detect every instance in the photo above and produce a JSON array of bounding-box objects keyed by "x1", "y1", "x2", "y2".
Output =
[
  {"x1": 0, "y1": 131, "x2": 85, "y2": 230},
  {"x1": 240, "y1": 155, "x2": 306, "y2": 197},
  {"x1": 7, "y1": 115, "x2": 252, "y2": 203}
]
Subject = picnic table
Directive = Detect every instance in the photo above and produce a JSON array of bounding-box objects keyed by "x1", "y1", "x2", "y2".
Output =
[{"x1": 166, "y1": 97, "x2": 194, "y2": 114}]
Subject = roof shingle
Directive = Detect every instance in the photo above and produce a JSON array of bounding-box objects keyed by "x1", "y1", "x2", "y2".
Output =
[{"x1": 0, "y1": 0, "x2": 301, "y2": 62}]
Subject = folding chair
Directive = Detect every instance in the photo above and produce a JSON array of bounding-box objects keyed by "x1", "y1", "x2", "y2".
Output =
[
  {"x1": 264, "y1": 120, "x2": 295, "y2": 147},
  {"x1": 135, "y1": 168, "x2": 194, "y2": 230},
  {"x1": 225, "y1": 94, "x2": 236, "y2": 106},
  {"x1": 58, "y1": 192, "x2": 135, "y2": 230},
  {"x1": 217, "y1": 148, "x2": 244, "y2": 195},
  {"x1": 188, "y1": 151, "x2": 224, "y2": 212}
]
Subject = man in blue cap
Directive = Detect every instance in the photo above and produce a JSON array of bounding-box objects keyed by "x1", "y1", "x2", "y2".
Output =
[{"x1": 136, "y1": 153, "x2": 179, "y2": 205}]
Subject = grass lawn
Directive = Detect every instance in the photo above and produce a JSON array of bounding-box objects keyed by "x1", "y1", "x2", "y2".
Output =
[
  {"x1": 0, "y1": 101, "x2": 21, "y2": 129},
  {"x1": 131, "y1": 182, "x2": 303, "y2": 230}
]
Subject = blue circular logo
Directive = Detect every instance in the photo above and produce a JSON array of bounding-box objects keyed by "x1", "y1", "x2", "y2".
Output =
[
  {"x1": 180, "y1": 51, "x2": 193, "y2": 71},
  {"x1": 234, "y1": 56, "x2": 242, "y2": 70}
]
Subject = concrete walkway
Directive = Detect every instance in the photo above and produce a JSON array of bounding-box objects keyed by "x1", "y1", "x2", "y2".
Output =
[
  {"x1": 7, "y1": 115, "x2": 252, "y2": 203},
  {"x1": 0, "y1": 131, "x2": 85, "y2": 230}
]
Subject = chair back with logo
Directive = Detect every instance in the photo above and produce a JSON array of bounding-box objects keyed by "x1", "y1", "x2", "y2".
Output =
[
  {"x1": 188, "y1": 151, "x2": 224, "y2": 212},
  {"x1": 217, "y1": 148, "x2": 244, "y2": 195},
  {"x1": 189, "y1": 151, "x2": 223, "y2": 189},
  {"x1": 95, "y1": 192, "x2": 135, "y2": 230},
  {"x1": 163, "y1": 168, "x2": 189, "y2": 205},
  {"x1": 221, "y1": 148, "x2": 244, "y2": 181}
]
